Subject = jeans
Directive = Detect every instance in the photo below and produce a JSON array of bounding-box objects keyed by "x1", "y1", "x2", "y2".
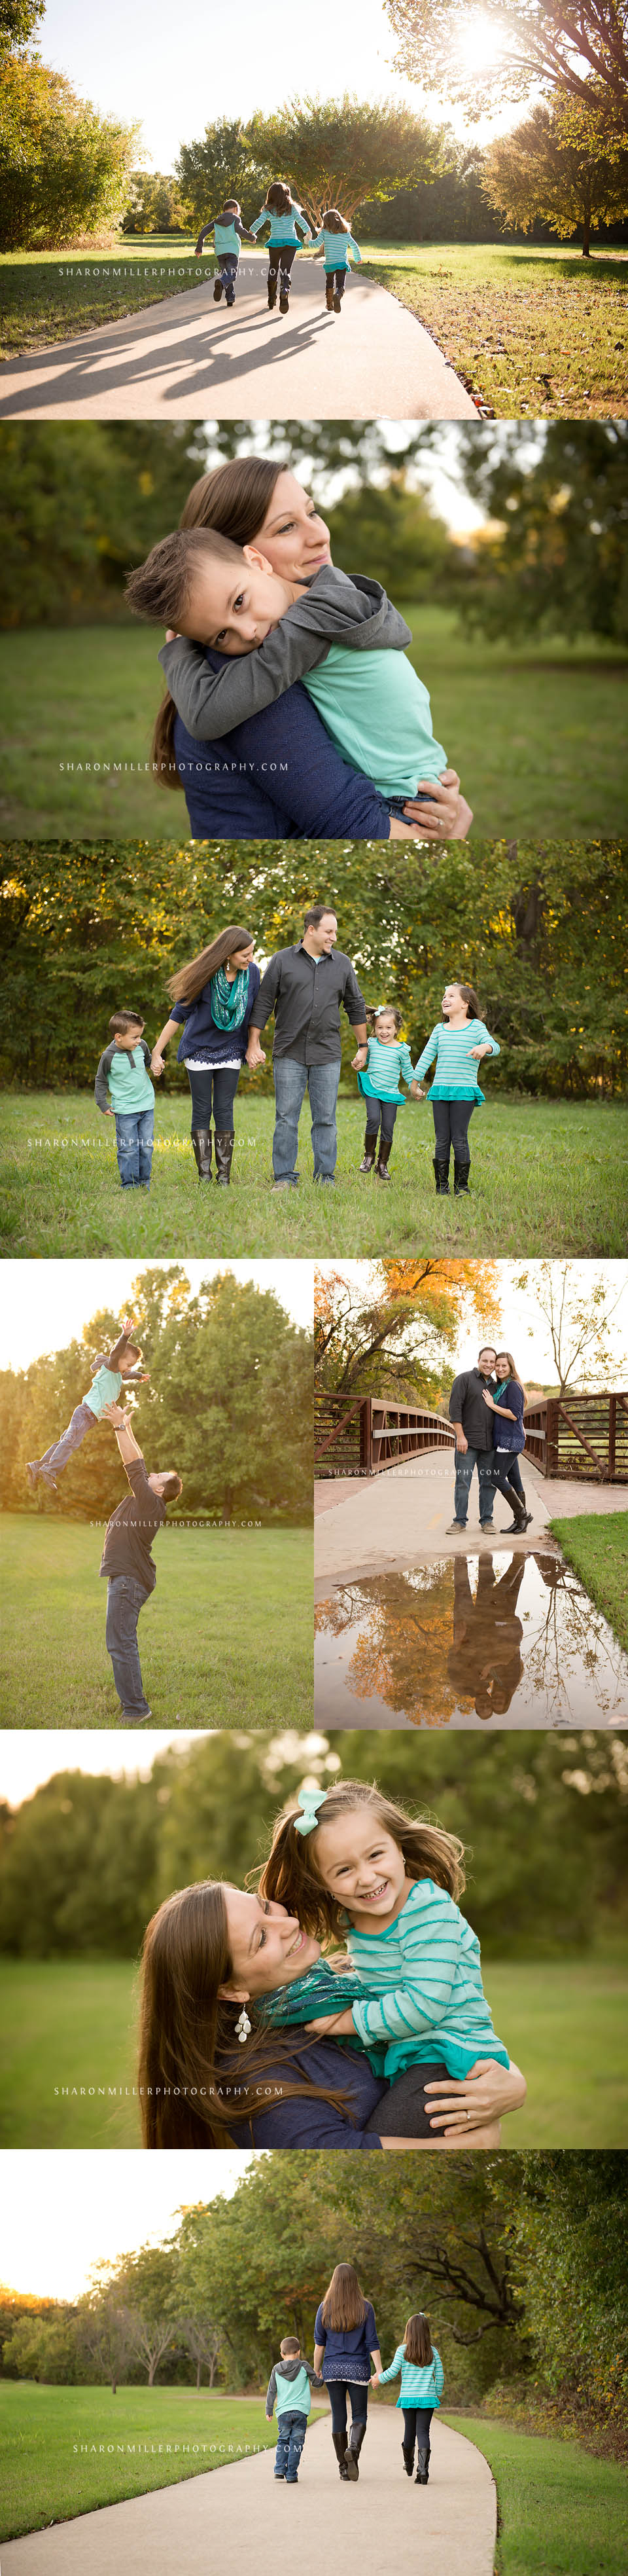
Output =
[
  {"x1": 38, "y1": 1402, "x2": 97, "y2": 1479},
  {"x1": 327, "y1": 2382, "x2": 369, "y2": 2439},
  {"x1": 452, "y1": 1444, "x2": 495, "y2": 1526},
  {"x1": 364, "y1": 1097, "x2": 399, "y2": 1143},
  {"x1": 432, "y1": 1100, "x2": 474, "y2": 1163},
  {"x1": 105, "y1": 1573, "x2": 151, "y2": 1716},
  {"x1": 492, "y1": 1451, "x2": 526, "y2": 1506},
  {"x1": 402, "y1": 2406, "x2": 434, "y2": 2452},
  {"x1": 186, "y1": 1065, "x2": 240, "y2": 1132},
  {"x1": 114, "y1": 1108, "x2": 154, "y2": 1188},
  {"x1": 216, "y1": 251, "x2": 238, "y2": 302},
  {"x1": 274, "y1": 2410, "x2": 307, "y2": 2481},
  {"x1": 272, "y1": 1057, "x2": 341, "y2": 1181}
]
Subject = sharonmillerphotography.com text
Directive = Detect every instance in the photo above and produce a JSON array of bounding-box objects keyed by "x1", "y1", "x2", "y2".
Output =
[
  {"x1": 72, "y1": 2442, "x2": 268, "y2": 2458},
  {"x1": 52, "y1": 2083, "x2": 290, "y2": 2101},
  {"x1": 58, "y1": 760, "x2": 290, "y2": 778}
]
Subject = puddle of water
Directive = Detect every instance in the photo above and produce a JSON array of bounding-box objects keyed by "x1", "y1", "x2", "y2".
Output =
[{"x1": 314, "y1": 1551, "x2": 628, "y2": 1730}]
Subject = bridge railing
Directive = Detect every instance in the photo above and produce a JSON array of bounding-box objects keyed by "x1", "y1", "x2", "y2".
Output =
[
  {"x1": 314, "y1": 1392, "x2": 455, "y2": 1478},
  {"x1": 522, "y1": 1391, "x2": 628, "y2": 1481}
]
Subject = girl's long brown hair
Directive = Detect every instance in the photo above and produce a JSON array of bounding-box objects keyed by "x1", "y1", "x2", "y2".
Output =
[
  {"x1": 167, "y1": 926, "x2": 254, "y2": 1007},
  {"x1": 256, "y1": 1780, "x2": 465, "y2": 1941},
  {"x1": 404, "y1": 2313, "x2": 434, "y2": 2366},
  {"x1": 320, "y1": 2264, "x2": 368, "y2": 2331},
  {"x1": 152, "y1": 456, "x2": 287, "y2": 790},
  {"x1": 137, "y1": 1879, "x2": 353, "y2": 2149},
  {"x1": 443, "y1": 982, "x2": 480, "y2": 1021}
]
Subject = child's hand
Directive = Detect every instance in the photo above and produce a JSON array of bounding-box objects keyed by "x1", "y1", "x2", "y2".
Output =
[
  {"x1": 408, "y1": 1081, "x2": 423, "y2": 1098},
  {"x1": 304, "y1": 2009, "x2": 355, "y2": 2037},
  {"x1": 370, "y1": 2373, "x2": 381, "y2": 2389},
  {"x1": 120, "y1": 1315, "x2": 133, "y2": 1332},
  {"x1": 468, "y1": 1044, "x2": 488, "y2": 1060}
]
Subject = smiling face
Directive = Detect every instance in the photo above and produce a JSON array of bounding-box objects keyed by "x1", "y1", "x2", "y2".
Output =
[
  {"x1": 255, "y1": 469, "x2": 332, "y2": 581},
  {"x1": 183, "y1": 545, "x2": 293, "y2": 654},
  {"x1": 220, "y1": 1887, "x2": 321, "y2": 1999},
  {"x1": 228, "y1": 943, "x2": 254, "y2": 971},
  {"x1": 374, "y1": 1011, "x2": 398, "y2": 1046},
  {"x1": 478, "y1": 1348, "x2": 497, "y2": 1379},
  {"x1": 442, "y1": 984, "x2": 466, "y2": 1018},
  {"x1": 313, "y1": 1809, "x2": 411, "y2": 1933}
]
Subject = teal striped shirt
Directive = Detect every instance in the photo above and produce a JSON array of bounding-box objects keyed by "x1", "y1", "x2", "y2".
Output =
[
  {"x1": 413, "y1": 1019, "x2": 499, "y2": 1104},
  {"x1": 310, "y1": 226, "x2": 362, "y2": 271},
  {"x1": 348, "y1": 1878, "x2": 509, "y2": 2081},
  {"x1": 379, "y1": 2343, "x2": 444, "y2": 2408},
  {"x1": 358, "y1": 1034, "x2": 415, "y2": 1100}
]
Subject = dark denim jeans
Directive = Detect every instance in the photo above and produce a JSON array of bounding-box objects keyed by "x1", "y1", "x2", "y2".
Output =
[
  {"x1": 327, "y1": 2382, "x2": 369, "y2": 2439},
  {"x1": 105, "y1": 1573, "x2": 151, "y2": 1716},
  {"x1": 492, "y1": 1452, "x2": 526, "y2": 1504},
  {"x1": 38, "y1": 1402, "x2": 97, "y2": 1480},
  {"x1": 216, "y1": 251, "x2": 238, "y2": 301},
  {"x1": 273, "y1": 1057, "x2": 341, "y2": 1182},
  {"x1": 114, "y1": 1108, "x2": 154, "y2": 1188},
  {"x1": 274, "y1": 2410, "x2": 307, "y2": 2480},
  {"x1": 452, "y1": 1445, "x2": 495, "y2": 1527},
  {"x1": 186, "y1": 1065, "x2": 240, "y2": 1132}
]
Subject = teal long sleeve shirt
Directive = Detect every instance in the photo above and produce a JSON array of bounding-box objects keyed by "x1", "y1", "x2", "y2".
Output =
[
  {"x1": 413, "y1": 1019, "x2": 499, "y2": 1103},
  {"x1": 378, "y1": 2343, "x2": 444, "y2": 2408},
  {"x1": 347, "y1": 1878, "x2": 510, "y2": 2082},
  {"x1": 250, "y1": 202, "x2": 311, "y2": 245},
  {"x1": 358, "y1": 1033, "x2": 416, "y2": 1102},
  {"x1": 310, "y1": 226, "x2": 362, "y2": 271}
]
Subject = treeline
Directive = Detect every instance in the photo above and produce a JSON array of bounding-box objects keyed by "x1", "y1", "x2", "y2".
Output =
[
  {"x1": 1, "y1": 839, "x2": 627, "y2": 1099},
  {"x1": 2, "y1": 2156, "x2": 627, "y2": 2458},
  {"x1": 0, "y1": 1266, "x2": 313, "y2": 1523},
  {"x1": 0, "y1": 1730, "x2": 625, "y2": 1959}
]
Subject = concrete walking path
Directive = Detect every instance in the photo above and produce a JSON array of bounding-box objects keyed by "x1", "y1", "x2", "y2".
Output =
[
  {"x1": 0, "y1": 258, "x2": 478, "y2": 421},
  {"x1": 2, "y1": 2410, "x2": 497, "y2": 2576},
  {"x1": 315, "y1": 1455, "x2": 628, "y2": 1584}
]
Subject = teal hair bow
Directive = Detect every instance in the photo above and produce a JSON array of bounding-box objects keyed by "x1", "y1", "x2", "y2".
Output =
[{"x1": 294, "y1": 1787, "x2": 328, "y2": 1839}]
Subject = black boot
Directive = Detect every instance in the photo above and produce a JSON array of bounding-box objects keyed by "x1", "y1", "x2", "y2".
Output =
[
  {"x1": 332, "y1": 2432, "x2": 349, "y2": 2481},
  {"x1": 345, "y1": 2422, "x2": 366, "y2": 2480},
  {"x1": 502, "y1": 1478, "x2": 531, "y2": 1532},
  {"x1": 191, "y1": 1128, "x2": 212, "y2": 1180},
  {"x1": 268, "y1": 274, "x2": 277, "y2": 309},
  {"x1": 434, "y1": 1155, "x2": 450, "y2": 1195},
  {"x1": 279, "y1": 272, "x2": 290, "y2": 313},
  {"x1": 375, "y1": 1135, "x2": 392, "y2": 1182},
  {"x1": 214, "y1": 1129, "x2": 234, "y2": 1186},
  {"x1": 213, "y1": 277, "x2": 223, "y2": 301},
  {"x1": 453, "y1": 1159, "x2": 470, "y2": 1194},
  {"x1": 415, "y1": 2446, "x2": 430, "y2": 2484},
  {"x1": 402, "y1": 2442, "x2": 415, "y2": 2477},
  {"x1": 359, "y1": 1126, "x2": 378, "y2": 1173}
]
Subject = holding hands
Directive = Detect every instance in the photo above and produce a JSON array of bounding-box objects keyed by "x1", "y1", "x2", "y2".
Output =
[{"x1": 245, "y1": 1038, "x2": 266, "y2": 1071}]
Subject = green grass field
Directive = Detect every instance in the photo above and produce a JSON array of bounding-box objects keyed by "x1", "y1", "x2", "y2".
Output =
[
  {"x1": 0, "y1": 613, "x2": 625, "y2": 841},
  {"x1": 1, "y1": 1947, "x2": 625, "y2": 2149},
  {"x1": 360, "y1": 240, "x2": 628, "y2": 418},
  {"x1": 550, "y1": 1513, "x2": 628, "y2": 1654},
  {"x1": 0, "y1": 1515, "x2": 313, "y2": 1727},
  {"x1": 0, "y1": 235, "x2": 207, "y2": 357},
  {"x1": 2, "y1": 1091, "x2": 626, "y2": 1260},
  {"x1": 0, "y1": 2384, "x2": 283, "y2": 2540},
  {"x1": 445, "y1": 2416, "x2": 628, "y2": 2576}
]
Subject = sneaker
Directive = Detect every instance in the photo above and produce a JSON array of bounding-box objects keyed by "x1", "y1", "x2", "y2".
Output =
[
  {"x1": 270, "y1": 1177, "x2": 299, "y2": 1191},
  {"x1": 118, "y1": 1709, "x2": 152, "y2": 1723},
  {"x1": 445, "y1": 1520, "x2": 466, "y2": 1533},
  {"x1": 213, "y1": 278, "x2": 223, "y2": 301},
  {"x1": 480, "y1": 1519, "x2": 495, "y2": 1531}
]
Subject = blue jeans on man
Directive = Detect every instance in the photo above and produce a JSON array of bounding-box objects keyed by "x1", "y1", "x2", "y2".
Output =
[
  {"x1": 273, "y1": 2410, "x2": 307, "y2": 2483},
  {"x1": 114, "y1": 1108, "x2": 154, "y2": 1188},
  {"x1": 272, "y1": 1059, "x2": 341, "y2": 1183},
  {"x1": 37, "y1": 1402, "x2": 97, "y2": 1482},
  {"x1": 453, "y1": 1445, "x2": 495, "y2": 1527},
  {"x1": 105, "y1": 1573, "x2": 151, "y2": 1717}
]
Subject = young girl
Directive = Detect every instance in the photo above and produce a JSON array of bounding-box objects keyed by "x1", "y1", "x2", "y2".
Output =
[
  {"x1": 483, "y1": 1349, "x2": 532, "y2": 1534},
  {"x1": 352, "y1": 1004, "x2": 418, "y2": 1182},
  {"x1": 249, "y1": 181, "x2": 312, "y2": 312},
  {"x1": 372, "y1": 2313, "x2": 444, "y2": 2486},
  {"x1": 194, "y1": 201, "x2": 255, "y2": 308},
  {"x1": 26, "y1": 1316, "x2": 148, "y2": 1490},
  {"x1": 309, "y1": 208, "x2": 362, "y2": 312},
  {"x1": 413, "y1": 981, "x2": 500, "y2": 1197},
  {"x1": 256, "y1": 1780, "x2": 509, "y2": 2129}
]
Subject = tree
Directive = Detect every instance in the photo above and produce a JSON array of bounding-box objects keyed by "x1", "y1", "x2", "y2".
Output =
[
  {"x1": 0, "y1": 56, "x2": 140, "y2": 251},
  {"x1": 245, "y1": 94, "x2": 445, "y2": 227},
  {"x1": 114, "y1": 2247, "x2": 182, "y2": 2387},
  {"x1": 121, "y1": 172, "x2": 191, "y2": 234},
  {"x1": 483, "y1": 100, "x2": 628, "y2": 256},
  {"x1": 0, "y1": 0, "x2": 44, "y2": 47},
  {"x1": 383, "y1": 0, "x2": 628, "y2": 128},
  {"x1": 0, "y1": 424, "x2": 209, "y2": 626},
  {"x1": 452, "y1": 420, "x2": 628, "y2": 643},
  {"x1": 75, "y1": 2281, "x2": 135, "y2": 2396},
  {"x1": 315, "y1": 1260, "x2": 500, "y2": 1407},
  {"x1": 175, "y1": 117, "x2": 266, "y2": 234},
  {"x1": 512, "y1": 1261, "x2": 628, "y2": 1392},
  {"x1": 179, "y1": 2313, "x2": 223, "y2": 2389}
]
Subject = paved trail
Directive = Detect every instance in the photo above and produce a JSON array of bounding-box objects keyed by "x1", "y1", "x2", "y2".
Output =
[
  {"x1": 0, "y1": 257, "x2": 478, "y2": 420},
  {"x1": 315, "y1": 1455, "x2": 628, "y2": 1584},
  {"x1": 2, "y1": 2411, "x2": 497, "y2": 2576}
]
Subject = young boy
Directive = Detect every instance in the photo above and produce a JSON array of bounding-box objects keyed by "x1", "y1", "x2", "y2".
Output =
[
  {"x1": 265, "y1": 2337, "x2": 321, "y2": 2485},
  {"x1": 194, "y1": 200, "x2": 255, "y2": 308},
  {"x1": 126, "y1": 527, "x2": 470, "y2": 833},
  {"x1": 94, "y1": 1010, "x2": 155, "y2": 1189},
  {"x1": 27, "y1": 1318, "x2": 149, "y2": 1492}
]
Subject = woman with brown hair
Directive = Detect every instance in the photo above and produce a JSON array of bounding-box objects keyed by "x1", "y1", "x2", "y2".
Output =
[
  {"x1": 313, "y1": 2265, "x2": 381, "y2": 2481},
  {"x1": 147, "y1": 456, "x2": 471, "y2": 844},
  {"x1": 150, "y1": 924, "x2": 260, "y2": 1185},
  {"x1": 483, "y1": 1349, "x2": 532, "y2": 1534}
]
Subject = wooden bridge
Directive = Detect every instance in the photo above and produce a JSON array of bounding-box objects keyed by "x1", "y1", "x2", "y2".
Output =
[{"x1": 315, "y1": 1389, "x2": 628, "y2": 1482}]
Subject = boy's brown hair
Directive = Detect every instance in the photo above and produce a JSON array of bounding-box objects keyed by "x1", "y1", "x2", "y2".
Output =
[
  {"x1": 126, "y1": 526, "x2": 245, "y2": 628},
  {"x1": 108, "y1": 1011, "x2": 145, "y2": 1036}
]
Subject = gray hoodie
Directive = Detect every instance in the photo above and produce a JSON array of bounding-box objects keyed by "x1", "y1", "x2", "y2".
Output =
[{"x1": 158, "y1": 564, "x2": 412, "y2": 744}]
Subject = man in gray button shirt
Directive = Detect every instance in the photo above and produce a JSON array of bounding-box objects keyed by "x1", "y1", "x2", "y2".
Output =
[
  {"x1": 246, "y1": 903, "x2": 367, "y2": 1187},
  {"x1": 447, "y1": 1347, "x2": 498, "y2": 1532}
]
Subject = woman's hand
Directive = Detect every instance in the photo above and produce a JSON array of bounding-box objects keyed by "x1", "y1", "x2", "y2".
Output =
[
  {"x1": 304, "y1": 2009, "x2": 356, "y2": 2037},
  {"x1": 370, "y1": 2372, "x2": 381, "y2": 2389},
  {"x1": 423, "y1": 2057, "x2": 527, "y2": 2132},
  {"x1": 246, "y1": 1040, "x2": 266, "y2": 1071},
  {"x1": 483, "y1": 1389, "x2": 497, "y2": 1409},
  {"x1": 400, "y1": 771, "x2": 472, "y2": 842},
  {"x1": 150, "y1": 1052, "x2": 165, "y2": 1077}
]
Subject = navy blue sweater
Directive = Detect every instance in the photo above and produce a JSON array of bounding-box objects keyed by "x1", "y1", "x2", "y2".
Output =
[
  {"x1": 491, "y1": 1378, "x2": 526, "y2": 1455},
  {"x1": 173, "y1": 657, "x2": 395, "y2": 839},
  {"x1": 314, "y1": 2298, "x2": 379, "y2": 2379},
  {"x1": 170, "y1": 962, "x2": 261, "y2": 1065},
  {"x1": 230, "y1": 2039, "x2": 385, "y2": 2149}
]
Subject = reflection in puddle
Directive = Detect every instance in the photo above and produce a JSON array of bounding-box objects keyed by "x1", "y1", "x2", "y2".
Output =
[{"x1": 315, "y1": 1552, "x2": 628, "y2": 1729}]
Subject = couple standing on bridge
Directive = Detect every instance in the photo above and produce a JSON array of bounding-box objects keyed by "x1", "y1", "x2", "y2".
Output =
[
  {"x1": 447, "y1": 1347, "x2": 531, "y2": 1536},
  {"x1": 150, "y1": 904, "x2": 499, "y2": 1193}
]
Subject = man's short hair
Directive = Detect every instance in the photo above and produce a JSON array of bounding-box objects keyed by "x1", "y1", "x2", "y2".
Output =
[
  {"x1": 478, "y1": 1346, "x2": 497, "y2": 1361},
  {"x1": 304, "y1": 903, "x2": 336, "y2": 930},
  {"x1": 158, "y1": 1472, "x2": 183, "y2": 1502}
]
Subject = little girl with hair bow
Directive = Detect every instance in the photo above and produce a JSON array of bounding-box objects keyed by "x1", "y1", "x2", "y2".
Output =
[{"x1": 252, "y1": 1779, "x2": 509, "y2": 2129}]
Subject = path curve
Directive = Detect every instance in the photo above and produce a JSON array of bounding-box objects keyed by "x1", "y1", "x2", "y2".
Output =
[
  {"x1": 1, "y1": 2410, "x2": 496, "y2": 2576},
  {"x1": 0, "y1": 257, "x2": 478, "y2": 421}
]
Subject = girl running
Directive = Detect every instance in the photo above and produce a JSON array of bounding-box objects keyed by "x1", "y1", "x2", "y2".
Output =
[
  {"x1": 372, "y1": 2313, "x2": 444, "y2": 2486},
  {"x1": 413, "y1": 981, "x2": 500, "y2": 1197},
  {"x1": 309, "y1": 207, "x2": 362, "y2": 312},
  {"x1": 249, "y1": 181, "x2": 312, "y2": 311},
  {"x1": 352, "y1": 1004, "x2": 418, "y2": 1183}
]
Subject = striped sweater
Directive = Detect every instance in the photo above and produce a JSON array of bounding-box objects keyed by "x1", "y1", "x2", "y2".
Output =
[
  {"x1": 347, "y1": 1878, "x2": 509, "y2": 2082},
  {"x1": 378, "y1": 2343, "x2": 444, "y2": 2409},
  {"x1": 413, "y1": 1019, "x2": 499, "y2": 1104},
  {"x1": 358, "y1": 1033, "x2": 416, "y2": 1101}
]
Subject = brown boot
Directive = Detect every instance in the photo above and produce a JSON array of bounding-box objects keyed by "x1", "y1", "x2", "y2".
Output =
[
  {"x1": 192, "y1": 1129, "x2": 212, "y2": 1180},
  {"x1": 375, "y1": 1136, "x2": 393, "y2": 1181},
  {"x1": 326, "y1": 277, "x2": 334, "y2": 310},
  {"x1": 359, "y1": 1126, "x2": 378, "y2": 1172},
  {"x1": 214, "y1": 1129, "x2": 234, "y2": 1186}
]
